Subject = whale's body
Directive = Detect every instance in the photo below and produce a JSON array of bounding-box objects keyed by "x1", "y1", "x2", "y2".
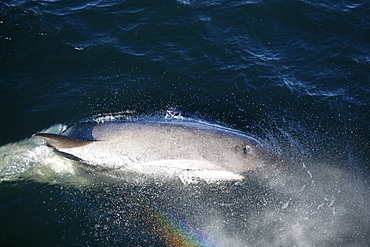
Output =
[{"x1": 33, "y1": 119, "x2": 275, "y2": 174}]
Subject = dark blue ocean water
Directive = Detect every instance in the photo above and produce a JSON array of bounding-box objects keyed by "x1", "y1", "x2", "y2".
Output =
[{"x1": 1, "y1": 0, "x2": 370, "y2": 246}]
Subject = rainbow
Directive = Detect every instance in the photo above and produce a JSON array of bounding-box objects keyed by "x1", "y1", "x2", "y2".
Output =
[{"x1": 143, "y1": 204, "x2": 217, "y2": 247}]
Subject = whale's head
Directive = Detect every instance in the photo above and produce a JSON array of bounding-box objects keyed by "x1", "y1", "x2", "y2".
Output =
[{"x1": 213, "y1": 133, "x2": 280, "y2": 173}]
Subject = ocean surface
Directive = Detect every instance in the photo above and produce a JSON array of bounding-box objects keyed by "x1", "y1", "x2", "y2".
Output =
[{"x1": 1, "y1": 0, "x2": 369, "y2": 246}]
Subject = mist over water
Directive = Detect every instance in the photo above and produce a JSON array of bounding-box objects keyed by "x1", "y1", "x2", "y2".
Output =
[{"x1": 1, "y1": 0, "x2": 369, "y2": 246}]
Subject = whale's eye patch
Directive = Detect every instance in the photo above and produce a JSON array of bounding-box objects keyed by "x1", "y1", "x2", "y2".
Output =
[{"x1": 243, "y1": 145, "x2": 252, "y2": 155}]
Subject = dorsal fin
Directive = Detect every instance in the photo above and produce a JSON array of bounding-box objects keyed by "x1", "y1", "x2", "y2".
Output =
[{"x1": 32, "y1": 133, "x2": 95, "y2": 149}]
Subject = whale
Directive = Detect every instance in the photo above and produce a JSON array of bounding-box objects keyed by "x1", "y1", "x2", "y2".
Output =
[{"x1": 32, "y1": 118, "x2": 277, "y2": 174}]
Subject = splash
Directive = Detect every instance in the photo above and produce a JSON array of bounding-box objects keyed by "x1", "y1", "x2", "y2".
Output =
[{"x1": 0, "y1": 124, "x2": 90, "y2": 184}]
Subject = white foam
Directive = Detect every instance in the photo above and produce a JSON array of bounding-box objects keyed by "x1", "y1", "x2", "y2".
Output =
[
  {"x1": 179, "y1": 170, "x2": 243, "y2": 184},
  {"x1": 0, "y1": 124, "x2": 80, "y2": 183}
]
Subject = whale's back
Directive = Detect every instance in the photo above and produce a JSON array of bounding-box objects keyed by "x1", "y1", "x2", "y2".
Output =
[{"x1": 34, "y1": 119, "x2": 276, "y2": 173}]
